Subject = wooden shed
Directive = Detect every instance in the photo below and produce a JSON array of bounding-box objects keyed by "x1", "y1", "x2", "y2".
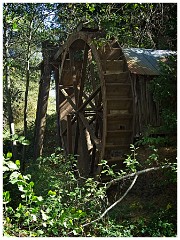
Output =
[{"x1": 124, "y1": 48, "x2": 176, "y2": 137}]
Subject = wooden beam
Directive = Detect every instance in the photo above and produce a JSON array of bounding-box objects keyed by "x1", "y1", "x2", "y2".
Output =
[
  {"x1": 77, "y1": 85, "x2": 101, "y2": 112},
  {"x1": 67, "y1": 114, "x2": 73, "y2": 154},
  {"x1": 34, "y1": 43, "x2": 51, "y2": 159},
  {"x1": 54, "y1": 65, "x2": 62, "y2": 147},
  {"x1": 53, "y1": 46, "x2": 63, "y2": 60},
  {"x1": 60, "y1": 88, "x2": 76, "y2": 110},
  {"x1": 78, "y1": 120, "x2": 90, "y2": 176},
  {"x1": 78, "y1": 112, "x2": 101, "y2": 149},
  {"x1": 83, "y1": 92, "x2": 96, "y2": 109},
  {"x1": 74, "y1": 119, "x2": 80, "y2": 155},
  {"x1": 77, "y1": 44, "x2": 89, "y2": 107}
]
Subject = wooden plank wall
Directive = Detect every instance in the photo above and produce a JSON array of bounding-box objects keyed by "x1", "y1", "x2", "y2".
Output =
[{"x1": 131, "y1": 74, "x2": 161, "y2": 136}]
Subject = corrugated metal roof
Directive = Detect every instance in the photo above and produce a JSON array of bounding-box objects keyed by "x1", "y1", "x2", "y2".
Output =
[{"x1": 123, "y1": 48, "x2": 176, "y2": 75}]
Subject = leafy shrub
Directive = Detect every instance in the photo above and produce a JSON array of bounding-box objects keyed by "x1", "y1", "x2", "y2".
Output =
[
  {"x1": 3, "y1": 150, "x2": 108, "y2": 236},
  {"x1": 3, "y1": 145, "x2": 177, "y2": 237},
  {"x1": 150, "y1": 55, "x2": 177, "y2": 133}
]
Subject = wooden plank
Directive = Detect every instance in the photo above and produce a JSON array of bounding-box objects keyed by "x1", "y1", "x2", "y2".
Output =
[
  {"x1": 101, "y1": 60, "x2": 124, "y2": 73},
  {"x1": 89, "y1": 62, "x2": 98, "y2": 105},
  {"x1": 104, "y1": 71, "x2": 130, "y2": 83},
  {"x1": 74, "y1": 119, "x2": 79, "y2": 155},
  {"x1": 67, "y1": 114, "x2": 73, "y2": 154},
  {"x1": 106, "y1": 84, "x2": 131, "y2": 97},
  {"x1": 60, "y1": 88, "x2": 76, "y2": 110},
  {"x1": 59, "y1": 48, "x2": 68, "y2": 85},
  {"x1": 107, "y1": 48, "x2": 123, "y2": 60},
  {"x1": 107, "y1": 98, "x2": 133, "y2": 110},
  {"x1": 77, "y1": 44, "x2": 89, "y2": 107},
  {"x1": 68, "y1": 49, "x2": 80, "y2": 155},
  {"x1": 78, "y1": 120, "x2": 90, "y2": 176},
  {"x1": 54, "y1": 65, "x2": 62, "y2": 147},
  {"x1": 54, "y1": 46, "x2": 63, "y2": 61},
  {"x1": 78, "y1": 112, "x2": 101, "y2": 149}
]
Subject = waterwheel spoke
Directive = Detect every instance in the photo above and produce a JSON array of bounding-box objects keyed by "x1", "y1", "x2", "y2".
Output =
[
  {"x1": 77, "y1": 85, "x2": 100, "y2": 112},
  {"x1": 78, "y1": 43, "x2": 89, "y2": 107},
  {"x1": 77, "y1": 119, "x2": 90, "y2": 176},
  {"x1": 78, "y1": 112, "x2": 101, "y2": 149},
  {"x1": 60, "y1": 88, "x2": 76, "y2": 110}
]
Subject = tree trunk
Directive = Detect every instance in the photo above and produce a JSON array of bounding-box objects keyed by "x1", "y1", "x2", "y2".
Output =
[
  {"x1": 3, "y1": 4, "x2": 17, "y2": 159},
  {"x1": 22, "y1": 20, "x2": 33, "y2": 172}
]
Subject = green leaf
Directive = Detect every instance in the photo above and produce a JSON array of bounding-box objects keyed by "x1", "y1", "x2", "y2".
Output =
[
  {"x1": 69, "y1": 219, "x2": 73, "y2": 225},
  {"x1": 13, "y1": 22, "x2": 18, "y2": 31},
  {"x1": 15, "y1": 160, "x2": 20, "y2": 167},
  {"x1": 89, "y1": 6, "x2": 95, "y2": 12},
  {"x1": 18, "y1": 136, "x2": 25, "y2": 142},
  {"x1": 21, "y1": 139, "x2": 30, "y2": 145},
  {"x1": 6, "y1": 152, "x2": 12, "y2": 159},
  {"x1": 31, "y1": 214, "x2": 37, "y2": 222},
  {"x1": 63, "y1": 221, "x2": 67, "y2": 228},
  {"x1": 3, "y1": 166, "x2": 9, "y2": 172},
  {"x1": 41, "y1": 210, "x2": 49, "y2": 220},
  {"x1": 37, "y1": 230, "x2": 44, "y2": 235},
  {"x1": 18, "y1": 185, "x2": 25, "y2": 192},
  {"x1": 6, "y1": 161, "x2": 19, "y2": 170},
  {"x1": 12, "y1": 134, "x2": 19, "y2": 140},
  {"x1": 52, "y1": 228, "x2": 59, "y2": 235},
  {"x1": 29, "y1": 181, "x2": 34, "y2": 187},
  {"x1": 3, "y1": 191, "x2": 11, "y2": 204},
  {"x1": 37, "y1": 196, "x2": 43, "y2": 202},
  {"x1": 23, "y1": 174, "x2": 31, "y2": 180},
  {"x1": 9, "y1": 171, "x2": 21, "y2": 183},
  {"x1": 73, "y1": 229, "x2": 78, "y2": 235},
  {"x1": 48, "y1": 190, "x2": 56, "y2": 196},
  {"x1": 15, "y1": 212, "x2": 21, "y2": 218}
]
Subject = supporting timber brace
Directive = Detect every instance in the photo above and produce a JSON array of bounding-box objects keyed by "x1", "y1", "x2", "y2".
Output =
[{"x1": 34, "y1": 41, "x2": 57, "y2": 159}]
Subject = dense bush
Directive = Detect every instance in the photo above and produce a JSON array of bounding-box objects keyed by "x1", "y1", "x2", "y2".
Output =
[
  {"x1": 150, "y1": 55, "x2": 177, "y2": 134},
  {"x1": 3, "y1": 144, "x2": 177, "y2": 237}
]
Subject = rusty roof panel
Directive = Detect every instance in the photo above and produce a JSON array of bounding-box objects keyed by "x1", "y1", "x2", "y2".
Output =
[{"x1": 123, "y1": 48, "x2": 176, "y2": 75}]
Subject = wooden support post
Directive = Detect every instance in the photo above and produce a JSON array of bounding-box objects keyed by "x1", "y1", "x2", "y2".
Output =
[
  {"x1": 34, "y1": 41, "x2": 51, "y2": 159},
  {"x1": 67, "y1": 114, "x2": 73, "y2": 154},
  {"x1": 54, "y1": 65, "x2": 62, "y2": 147}
]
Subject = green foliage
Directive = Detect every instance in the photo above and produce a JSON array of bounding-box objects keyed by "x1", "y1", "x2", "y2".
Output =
[
  {"x1": 53, "y1": 3, "x2": 176, "y2": 49},
  {"x1": 137, "y1": 136, "x2": 170, "y2": 147},
  {"x1": 3, "y1": 144, "x2": 177, "y2": 237},
  {"x1": 95, "y1": 209, "x2": 176, "y2": 237},
  {"x1": 3, "y1": 150, "x2": 106, "y2": 236},
  {"x1": 150, "y1": 55, "x2": 177, "y2": 133},
  {"x1": 123, "y1": 144, "x2": 140, "y2": 172},
  {"x1": 129, "y1": 208, "x2": 176, "y2": 237}
]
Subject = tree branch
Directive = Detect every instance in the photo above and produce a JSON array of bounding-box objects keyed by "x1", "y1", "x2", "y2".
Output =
[
  {"x1": 67, "y1": 163, "x2": 175, "y2": 235},
  {"x1": 105, "y1": 164, "x2": 173, "y2": 190},
  {"x1": 81, "y1": 175, "x2": 138, "y2": 228}
]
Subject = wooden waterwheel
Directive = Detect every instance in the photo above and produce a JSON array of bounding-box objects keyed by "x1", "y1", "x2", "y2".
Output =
[{"x1": 57, "y1": 30, "x2": 134, "y2": 177}]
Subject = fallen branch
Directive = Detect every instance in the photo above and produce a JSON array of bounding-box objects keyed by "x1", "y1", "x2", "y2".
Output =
[
  {"x1": 68, "y1": 163, "x2": 175, "y2": 235},
  {"x1": 81, "y1": 174, "x2": 138, "y2": 228},
  {"x1": 106, "y1": 164, "x2": 174, "y2": 190}
]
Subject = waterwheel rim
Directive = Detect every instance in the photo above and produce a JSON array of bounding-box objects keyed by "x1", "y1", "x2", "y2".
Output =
[{"x1": 58, "y1": 31, "x2": 134, "y2": 177}]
